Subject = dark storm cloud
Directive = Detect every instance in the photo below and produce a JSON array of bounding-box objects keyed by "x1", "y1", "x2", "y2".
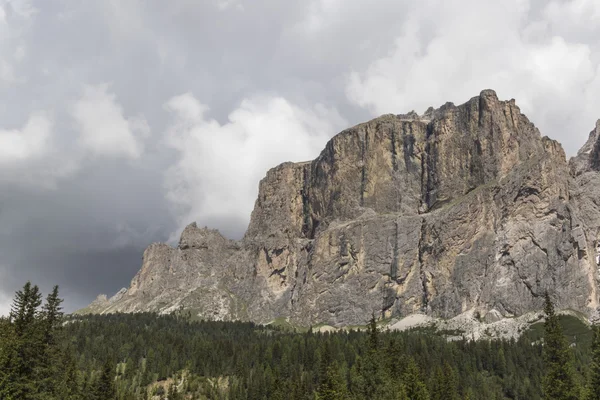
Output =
[
  {"x1": 1, "y1": 0, "x2": 600, "y2": 312},
  {"x1": 0, "y1": 158, "x2": 172, "y2": 311}
]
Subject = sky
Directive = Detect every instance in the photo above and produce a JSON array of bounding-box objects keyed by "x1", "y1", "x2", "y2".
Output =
[{"x1": 1, "y1": 0, "x2": 600, "y2": 314}]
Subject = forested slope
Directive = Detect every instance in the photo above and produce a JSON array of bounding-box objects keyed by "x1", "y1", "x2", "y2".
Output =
[{"x1": 1, "y1": 283, "x2": 598, "y2": 399}]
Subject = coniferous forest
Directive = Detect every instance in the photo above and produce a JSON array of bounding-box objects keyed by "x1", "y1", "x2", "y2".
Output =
[{"x1": 1, "y1": 283, "x2": 600, "y2": 399}]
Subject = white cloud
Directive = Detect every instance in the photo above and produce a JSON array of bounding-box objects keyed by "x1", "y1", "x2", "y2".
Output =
[
  {"x1": 2, "y1": 0, "x2": 600, "y2": 310},
  {"x1": 545, "y1": 0, "x2": 600, "y2": 27},
  {"x1": 0, "y1": 0, "x2": 36, "y2": 86},
  {"x1": 0, "y1": 112, "x2": 82, "y2": 188},
  {"x1": 0, "y1": 112, "x2": 51, "y2": 164},
  {"x1": 163, "y1": 93, "x2": 346, "y2": 239},
  {"x1": 215, "y1": 0, "x2": 244, "y2": 11},
  {"x1": 301, "y1": 0, "x2": 343, "y2": 33},
  {"x1": 72, "y1": 84, "x2": 149, "y2": 159},
  {"x1": 105, "y1": 0, "x2": 146, "y2": 39},
  {"x1": 344, "y1": 0, "x2": 600, "y2": 155},
  {"x1": 2, "y1": 0, "x2": 38, "y2": 19},
  {"x1": 526, "y1": 37, "x2": 593, "y2": 93}
]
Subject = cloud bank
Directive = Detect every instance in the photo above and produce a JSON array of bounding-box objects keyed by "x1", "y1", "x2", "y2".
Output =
[
  {"x1": 0, "y1": 0, "x2": 599, "y2": 311},
  {"x1": 164, "y1": 93, "x2": 346, "y2": 238}
]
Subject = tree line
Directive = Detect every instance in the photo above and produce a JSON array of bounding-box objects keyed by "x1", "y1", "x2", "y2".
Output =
[{"x1": 0, "y1": 282, "x2": 599, "y2": 399}]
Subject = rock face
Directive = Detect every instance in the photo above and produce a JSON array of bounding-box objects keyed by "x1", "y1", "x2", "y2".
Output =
[{"x1": 83, "y1": 90, "x2": 600, "y2": 327}]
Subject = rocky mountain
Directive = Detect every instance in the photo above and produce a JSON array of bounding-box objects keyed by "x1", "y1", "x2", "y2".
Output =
[{"x1": 82, "y1": 90, "x2": 600, "y2": 327}]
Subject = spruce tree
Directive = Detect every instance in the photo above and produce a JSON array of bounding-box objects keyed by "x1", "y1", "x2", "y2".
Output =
[
  {"x1": 441, "y1": 362, "x2": 459, "y2": 400},
  {"x1": 36, "y1": 285, "x2": 67, "y2": 397},
  {"x1": 1, "y1": 282, "x2": 44, "y2": 399},
  {"x1": 351, "y1": 314, "x2": 395, "y2": 400},
  {"x1": 54, "y1": 348, "x2": 81, "y2": 400},
  {"x1": 316, "y1": 361, "x2": 349, "y2": 400},
  {"x1": 402, "y1": 357, "x2": 430, "y2": 400},
  {"x1": 94, "y1": 359, "x2": 117, "y2": 400},
  {"x1": 430, "y1": 366, "x2": 445, "y2": 400},
  {"x1": 41, "y1": 285, "x2": 63, "y2": 345},
  {"x1": 588, "y1": 325, "x2": 600, "y2": 400},
  {"x1": 10, "y1": 282, "x2": 42, "y2": 335},
  {"x1": 0, "y1": 316, "x2": 17, "y2": 399},
  {"x1": 356, "y1": 314, "x2": 383, "y2": 398},
  {"x1": 542, "y1": 292, "x2": 580, "y2": 400}
]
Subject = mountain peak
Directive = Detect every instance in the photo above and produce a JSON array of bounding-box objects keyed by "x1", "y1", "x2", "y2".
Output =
[
  {"x1": 179, "y1": 222, "x2": 230, "y2": 250},
  {"x1": 570, "y1": 119, "x2": 600, "y2": 176},
  {"x1": 81, "y1": 91, "x2": 600, "y2": 327}
]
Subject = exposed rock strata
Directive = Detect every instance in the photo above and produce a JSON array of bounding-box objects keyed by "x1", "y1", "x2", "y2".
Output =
[{"x1": 83, "y1": 90, "x2": 600, "y2": 327}]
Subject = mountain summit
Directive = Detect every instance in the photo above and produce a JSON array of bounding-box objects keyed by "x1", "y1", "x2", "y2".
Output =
[{"x1": 82, "y1": 90, "x2": 600, "y2": 327}]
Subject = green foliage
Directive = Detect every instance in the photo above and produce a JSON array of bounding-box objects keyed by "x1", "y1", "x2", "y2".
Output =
[
  {"x1": 41, "y1": 285, "x2": 63, "y2": 345},
  {"x1": 402, "y1": 357, "x2": 430, "y2": 400},
  {"x1": 316, "y1": 361, "x2": 349, "y2": 400},
  {"x1": 54, "y1": 310, "x2": 598, "y2": 399},
  {"x1": 0, "y1": 282, "x2": 78, "y2": 400},
  {"x1": 542, "y1": 292, "x2": 581, "y2": 400},
  {"x1": 5, "y1": 281, "x2": 600, "y2": 399},
  {"x1": 588, "y1": 325, "x2": 600, "y2": 400},
  {"x1": 94, "y1": 358, "x2": 117, "y2": 400}
]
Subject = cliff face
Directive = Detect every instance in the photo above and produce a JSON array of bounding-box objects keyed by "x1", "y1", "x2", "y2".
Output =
[{"x1": 84, "y1": 90, "x2": 600, "y2": 326}]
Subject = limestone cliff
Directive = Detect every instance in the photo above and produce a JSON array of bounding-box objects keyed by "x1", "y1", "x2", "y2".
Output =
[{"x1": 83, "y1": 90, "x2": 600, "y2": 327}]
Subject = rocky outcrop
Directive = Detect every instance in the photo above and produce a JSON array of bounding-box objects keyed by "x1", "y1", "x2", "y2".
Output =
[{"x1": 82, "y1": 90, "x2": 600, "y2": 327}]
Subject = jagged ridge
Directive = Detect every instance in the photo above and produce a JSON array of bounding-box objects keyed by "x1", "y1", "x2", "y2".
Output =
[{"x1": 81, "y1": 90, "x2": 600, "y2": 327}]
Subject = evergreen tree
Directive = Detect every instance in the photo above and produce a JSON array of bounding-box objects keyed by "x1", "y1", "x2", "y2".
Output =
[
  {"x1": 41, "y1": 285, "x2": 63, "y2": 345},
  {"x1": 542, "y1": 292, "x2": 580, "y2": 400},
  {"x1": 316, "y1": 361, "x2": 349, "y2": 400},
  {"x1": 9, "y1": 283, "x2": 43, "y2": 345},
  {"x1": 36, "y1": 285, "x2": 68, "y2": 398},
  {"x1": 441, "y1": 362, "x2": 459, "y2": 400},
  {"x1": 94, "y1": 359, "x2": 117, "y2": 400},
  {"x1": 0, "y1": 316, "x2": 17, "y2": 399},
  {"x1": 9, "y1": 282, "x2": 38, "y2": 334},
  {"x1": 402, "y1": 357, "x2": 430, "y2": 400},
  {"x1": 588, "y1": 325, "x2": 600, "y2": 400},
  {"x1": 4, "y1": 282, "x2": 600, "y2": 399},
  {"x1": 60, "y1": 350, "x2": 81, "y2": 400},
  {"x1": 430, "y1": 366, "x2": 445, "y2": 400},
  {"x1": 1, "y1": 282, "x2": 44, "y2": 399},
  {"x1": 351, "y1": 314, "x2": 395, "y2": 400}
]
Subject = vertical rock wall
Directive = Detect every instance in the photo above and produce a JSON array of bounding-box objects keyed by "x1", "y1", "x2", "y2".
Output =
[{"x1": 83, "y1": 90, "x2": 600, "y2": 327}]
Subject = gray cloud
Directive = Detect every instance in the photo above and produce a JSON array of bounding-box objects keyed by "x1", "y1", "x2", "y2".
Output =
[{"x1": 0, "y1": 0, "x2": 599, "y2": 312}]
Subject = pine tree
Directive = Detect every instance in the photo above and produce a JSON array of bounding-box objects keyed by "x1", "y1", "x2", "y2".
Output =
[
  {"x1": 316, "y1": 361, "x2": 349, "y2": 400},
  {"x1": 1, "y1": 282, "x2": 44, "y2": 399},
  {"x1": 54, "y1": 348, "x2": 81, "y2": 400},
  {"x1": 368, "y1": 313, "x2": 378, "y2": 350},
  {"x1": 94, "y1": 359, "x2": 117, "y2": 400},
  {"x1": 542, "y1": 292, "x2": 580, "y2": 400},
  {"x1": 0, "y1": 316, "x2": 17, "y2": 399},
  {"x1": 10, "y1": 282, "x2": 42, "y2": 335},
  {"x1": 588, "y1": 325, "x2": 600, "y2": 400},
  {"x1": 430, "y1": 366, "x2": 445, "y2": 400},
  {"x1": 352, "y1": 314, "x2": 382, "y2": 399},
  {"x1": 41, "y1": 285, "x2": 63, "y2": 345},
  {"x1": 351, "y1": 314, "x2": 395, "y2": 400},
  {"x1": 441, "y1": 362, "x2": 459, "y2": 400},
  {"x1": 402, "y1": 357, "x2": 430, "y2": 400},
  {"x1": 36, "y1": 285, "x2": 67, "y2": 397}
]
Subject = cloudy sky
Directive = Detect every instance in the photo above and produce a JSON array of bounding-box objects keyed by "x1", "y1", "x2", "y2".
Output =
[{"x1": 1, "y1": 0, "x2": 599, "y2": 314}]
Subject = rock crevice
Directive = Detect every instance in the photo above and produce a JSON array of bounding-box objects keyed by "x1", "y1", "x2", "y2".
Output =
[{"x1": 83, "y1": 90, "x2": 600, "y2": 327}]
